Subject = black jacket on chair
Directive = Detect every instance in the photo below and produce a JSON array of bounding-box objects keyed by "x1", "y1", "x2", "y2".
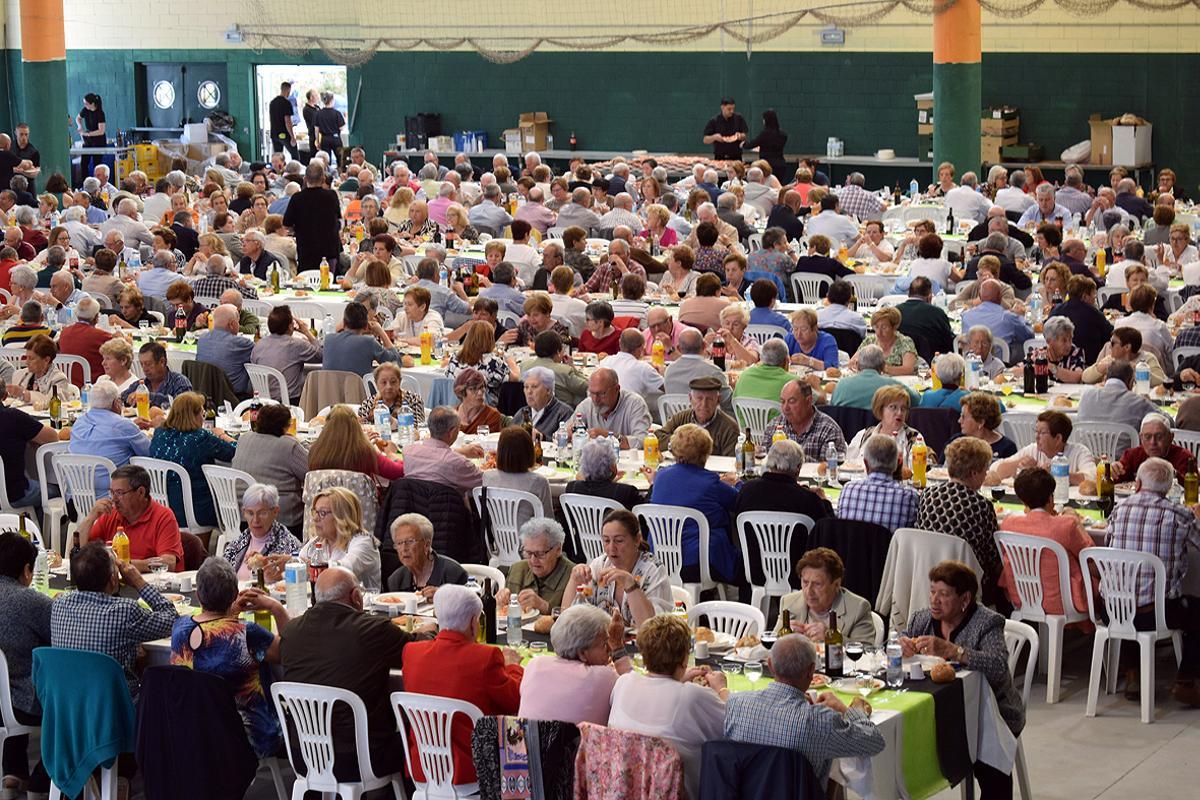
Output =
[
  {"x1": 699, "y1": 740, "x2": 825, "y2": 800},
  {"x1": 807, "y1": 518, "x2": 893, "y2": 607},
  {"x1": 376, "y1": 477, "x2": 486, "y2": 578}
]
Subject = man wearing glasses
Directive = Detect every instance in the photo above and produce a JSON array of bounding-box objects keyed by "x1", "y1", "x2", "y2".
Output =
[
  {"x1": 77, "y1": 465, "x2": 184, "y2": 573},
  {"x1": 495, "y1": 519, "x2": 576, "y2": 614}
]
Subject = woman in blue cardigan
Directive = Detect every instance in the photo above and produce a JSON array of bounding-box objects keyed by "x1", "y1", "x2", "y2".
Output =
[
  {"x1": 919, "y1": 352, "x2": 971, "y2": 409},
  {"x1": 649, "y1": 423, "x2": 742, "y2": 585}
]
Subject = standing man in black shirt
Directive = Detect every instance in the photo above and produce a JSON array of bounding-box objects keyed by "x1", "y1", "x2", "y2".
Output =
[
  {"x1": 282, "y1": 162, "x2": 342, "y2": 271},
  {"x1": 314, "y1": 92, "x2": 346, "y2": 171},
  {"x1": 267, "y1": 81, "x2": 297, "y2": 161},
  {"x1": 0, "y1": 135, "x2": 21, "y2": 195},
  {"x1": 702, "y1": 97, "x2": 748, "y2": 162},
  {"x1": 10, "y1": 124, "x2": 40, "y2": 193},
  {"x1": 301, "y1": 89, "x2": 320, "y2": 165}
]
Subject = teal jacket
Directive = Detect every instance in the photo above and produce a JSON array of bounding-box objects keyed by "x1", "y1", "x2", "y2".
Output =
[{"x1": 830, "y1": 369, "x2": 919, "y2": 409}]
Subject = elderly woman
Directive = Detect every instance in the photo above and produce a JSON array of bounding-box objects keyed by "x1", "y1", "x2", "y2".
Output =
[
  {"x1": 578, "y1": 300, "x2": 620, "y2": 355},
  {"x1": 901, "y1": 561, "x2": 1024, "y2": 799},
  {"x1": 148, "y1": 391, "x2": 237, "y2": 528},
  {"x1": 952, "y1": 256, "x2": 1017, "y2": 311},
  {"x1": 231, "y1": 404, "x2": 309, "y2": 534},
  {"x1": 309, "y1": 405, "x2": 404, "y2": 480},
  {"x1": 385, "y1": 512, "x2": 468, "y2": 597},
  {"x1": 299, "y1": 487, "x2": 381, "y2": 591},
  {"x1": 564, "y1": 439, "x2": 644, "y2": 510},
  {"x1": 894, "y1": 219, "x2": 938, "y2": 263},
  {"x1": 916, "y1": 437, "x2": 1003, "y2": 600},
  {"x1": 987, "y1": 409, "x2": 1096, "y2": 487},
  {"x1": 496, "y1": 518, "x2": 576, "y2": 613},
  {"x1": 649, "y1": 424, "x2": 742, "y2": 585},
  {"x1": 608, "y1": 613, "x2": 727, "y2": 800},
  {"x1": 950, "y1": 391, "x2": 1017, "y2": 459},
  {"x1": 706, "y1": 302, "x2": 759, "y2": 365},
  {"x1": 184, "y1": 232, "x2": 230, "y2": 276},
  {"x1": 451, "y1": 367, "x2": 505, "y2": 436},
  {"x1": 510, "y1": 366, "x2": 573, "y2": 439},
  {"x1": 1037, "y1": 261, "x2": 1070, "y2": 311},
  {"x1": 391, "y1": 285, "x2": 444, "y2": 347},
  {"x1": 385, "y1": 186, "x2": 414, "y2": 228},
  {"x1": 443, "y1": 202, "x2": 479, "y2": 244},
  {"x1": 851, "y1": 307, "x2": 917, "y2": 375},
  {"x1": 1163, "y1": 223, "x2": 1200, "y2": 276},
  {"x1": 350, "y1": 259, "x2": 403, "y2": 315},
  {"x1": 784, "y1": 307, "x2": 838, "y2": 370},
  {"x1": 1082, "y1": 327, "x2": 1166, "y2": 388},
  {"x1": 97, "y1": 338, "x2": 138, "y2": 394},
  {"x1": 359, "y1": 362, "x2": 426, "y2": 427},
  {"x1": 659, "y1": 245, "x2": 698, "y2": 301},
  {"x1": 928, "y1": 161, "x2": 957, "y2": 196},
  {"x1": 775, "y1": 547, "x2": 876, "y2": 641},
  {"x1": 170, "y1": 557, "x2": 288, "y2": 758},
  {"x1": 676, "y1": 272, "x2": 729, "y2": 332},
  {"x1": 221, "y1": 483, "x2": 302, "y2": 581},
  {"x1": 1032, "y1": 316, "x2": 1085, "y2": 384},
  {"x1": 513, "y1": 292, "x2": 571, "y2": 348},
  {"x1": 518, "y1": 604, "x2": 631, "y2": 725},
  {"x1": 846, "y1": 385, "x2": 922, "y2": 466},
  {"x1": 904, "y1": 232, "x2": 957, "y2": 291},
  {"x1": 164, "y1": 280, "x2": 208, "y2": 331},
  {"x1": 920, "y1": 352, "x2": 968, "y2": 408},
  {"x1": 7, "y1": 334, "x2": 77, "y2": 406},
  {"x1": 638, "y1": 203, "x2": 678, "y2": 249},
  {"x1": 1102, "y1": 262, "x2": 1169, "y2": 320},
  {"x1": 482, "y1": 426, "x2": 553, "y2": 519},
  {"x1": 564, "y1": 509, "x2": 672, "y2": 626},
  {"x1": 397, "y1": 199, "x2": 441, "y2": 242},
  {"x1": 962, "y1": 325, "x2": 1007, "y2": 379}
]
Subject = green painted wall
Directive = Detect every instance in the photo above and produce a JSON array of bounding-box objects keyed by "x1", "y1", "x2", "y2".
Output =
[{"x1": 54, "y1": 49, "x2": 1200, "y2": 191}]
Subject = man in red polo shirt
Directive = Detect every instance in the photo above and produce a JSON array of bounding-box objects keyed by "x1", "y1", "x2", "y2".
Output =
[
  {"x1": 56, "y1": 297, "x2": 113, "y2": 387},
  {"x1": 78, "y1": 463, "x2": 184, "y2": 572}
]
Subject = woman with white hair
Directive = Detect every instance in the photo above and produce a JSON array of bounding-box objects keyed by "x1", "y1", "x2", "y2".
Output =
[
  {"x1": 517, "y1": 604, "x2": 631, "y2": 725},
  {"x1": 709, "y1": 301, "x2": 760, "y2": 364},
  {"x1": 1033, "y1": 315, "x2": 1085, "y2": 384},
  {"x1": 510, "y1": 366, "x2": 573, "y2": 439},
  {"x1": 98, "y1": 337, "x2": 138, "y2": 393},
  {"x1": 496, "y1": 518, "x2": 576, "y2": 614},
  {"x1": 961, "y1": 325, "x2": 1006, "y2": 379},
  {"x1": 222, "y1": 483, "x2": 302, "y2": 581},
  {"x1": 0, "y1": 265, "x2": 44, "y2": 321},
  {"x1": 919, "y1": 353, "x2": 968, "y2": 408},
  {"x1": 385, "y1": 512, "x2": 468, "y2": 596},
  {"x1": 564, "y1": 439, "x2": 643, "y2": 510}
]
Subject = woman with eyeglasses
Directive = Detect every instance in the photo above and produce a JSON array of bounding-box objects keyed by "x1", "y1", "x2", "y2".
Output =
[
  {"x1": 495, "y1": 518, "x2": 576, "y2": 614},
  {"x1": 384, "y1": 512, "x2": 468, "y2": 597},
  {"x1": 298, "y1": 487, "x2": 381, "y2": 591}
]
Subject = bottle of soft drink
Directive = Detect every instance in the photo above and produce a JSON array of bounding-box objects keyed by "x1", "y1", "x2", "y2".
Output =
[
  {"x1": 886, "y1": 631, "x2": 904, "y2": 688},
  {"x1": 711, "y1": 336, "x2": 726, "y2": 371},
  {"x1": 174, "y1": 305, "x2": 188, "y2": 341},
  {"x1": 506, "y1": 597, "x2": 523, "y2": 646},
  {"x1": 284, "y1": 552, "x2": 309, "y2": 615},
  {"x1": 1051, "y1": 453, "x2": 1070, "y2": 507},
  {"x1": 643, "y1": 433, "x2": 660, "y2": 469},
  {"x1": 307, "y1": 540, "x2": 328, "y2": 584},
  {"x1": 912, "y1": 436, "x2": 928, "y2": 488},
  {"x1": 398, "y1": 403, "x2": 415, "y2": 445}
]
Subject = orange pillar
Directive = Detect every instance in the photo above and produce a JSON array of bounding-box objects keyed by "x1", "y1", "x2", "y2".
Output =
[{"x1": 932, "y1": 0, "x2": 982, "y2": 179}]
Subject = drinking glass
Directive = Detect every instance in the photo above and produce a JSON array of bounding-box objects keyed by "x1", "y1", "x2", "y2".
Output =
[
  {"x1": 477, "y1": 425, "x2": 491, "y2": 438},
  {"x1": 148, "y1": 557, "x2": 167, "y2": 588},
  {"x1": 744, "y1": 660, "x2": 763, "y2": 685},
  {"x1": 720, "y1": 660, "x2": 742, "y2": 676},
  {"x1": 844, "y1": 641, "x2": 865, "y2": 675}
]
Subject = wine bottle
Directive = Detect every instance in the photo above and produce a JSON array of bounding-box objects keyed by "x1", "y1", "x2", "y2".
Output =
[
  {"x1": 1098, "y1": 460, "x2": 1115, "y2": 518},
  {"x1": 825, "y1": 611, "x2": 844, "y2": 678}
]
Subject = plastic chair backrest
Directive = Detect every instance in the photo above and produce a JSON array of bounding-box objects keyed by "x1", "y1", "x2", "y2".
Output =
[
  {"x1": 35, "y1": 440, "x2": 69, "y2": 504},
  {"x1": 790, "y1": 272, "x2": 832, "y2": 304},
  {"x1": 271, "y1": 682, "x2": 381, "y2": 792},
  {"x1": 242, "y1": 299, "x2": 272, "y2": 318},
  {"x1": 233, "y1": 396, "x2": 281, "y2": 418},
  {"x1": 735, "y1": 511, "x2": 813, "y2": 597},
  {"x1": 245, "y1": 364, "x2": 290, "y2": 405},
  {"x1": 687, "y1": 601, "x2": 766, "y2": 640},
  {"x1": 0, "y1": 513, "x2": 42, "y2": 547},
  {"x1": 0, "y1": 346, "x2": 26, "y2": 368},
  {"x1": 202, "y1": 464, "x2": 254, "y2": 539},
  {"x1": 0, "y1": 648, "x2": 37, "y2": 737},
  {"x1": 1081, "y1": 546, "x2": 1169, "y2": 636},
  {"x1": 995, "y1": 531, "x2": 1086, "y2": 623},
  {"x1": 54, "y1": 354, "x2": 91, "y2": 385},
  {"x1": 400, "y1": 372, "x2": 422, "y2": 400},
  {"x1": 391, "y1": 691, "x2": 484, "y2": 795},
  {"x1": 362, "y1": 372, "x2": 378, "y2": 398},
  {"x1": 286, "y1": 301, "x2": 331, "y2": 323},
  {"x1": 657, "y1": 394, "x2": 691, "y2": 424},
  {"x1": 53, "y1": 454, "x2": 114, "y2": 518},
  {"x1": 471, "y1": 486, "x2": 544, "y2": 567},
  {"x1": 560, "y1": 493, "x2": 623, "y2": 563},
  {"x1": 844, "y1": 274, "x2": 894, "y2": 302},
  {"x1": 1071, "y1": 421, "x2": 1137, "y2": 462},
  {"x1": 462, "y1": 563, "x2": 505, "y2": 588},
  {"x1": 744, "y1": 324, "x2": 788, "y2": 347},
  {"x1": 0, "y1": 460, "x2": 36, "y2": 515},
  {"x1": 1172, "y1": 428, "x2": 1200, "y2": 461},
  {"x1": 295, "y1": 270, "x2": 323, "y2": 287},
  {"x1": 633, "y1": 503, "x2": 711, "y2": 589},
  {"x1": 129, "y1": 457, "x2": 204, "y2": 533},
  {"x1": 1003, "y1": 619, "x2": 1040, "y2": 709},
  {"x1": 733, "y1": 398, "x2": 782, "y2": 446},
  {"x1": 1000, "y1": 413, "x2": 1039, "y2": 451}
]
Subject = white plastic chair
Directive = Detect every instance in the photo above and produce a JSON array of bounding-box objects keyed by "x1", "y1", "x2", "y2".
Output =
[
  {"x1": 744, "y1": 324, "x2": 789, "y2": 347},
  {"x1": 461, "y1": 562, "x2": 505, "y2": 589},
  {"x1": 1001, "y1": 413, "x2": 1040, "y2": 451},
  {"x1": 147, "y1": 310, "x2": 166, "y2": 326},
  {"x1": 657, "y1": 394, "x2": 691, "y2": 424},
  {"x1": 243, "y1": 298, "x2": 273, "y2": 318},
  {"x1": 362, "y1": 373, "x2": 378, "y2": 398},
  {"x1": 953, "y1": 333, "x2": 1010, "y2": 364},
  {"x1": 733, "y1": 397, "x2": 782, "y2": 447},
  {"x1": 54, "y1": 354, "x2": 91, "y2": 385},
  {"x1": 470, "y1": 486, "x2": 544, "y2": 568},
  {"x1": 246, "y1": 363, "x2": 291, "y2": 405},
  {"x1": 996, "y1": 531, "x2": 1089, "y2": 704},
  {"x1": 1082, "y1": 547, "x2": 1183, "y2": 724},
  {"x1": 202, "y1": 465, "x2": 254, "y2": 541},
  {"x1": 687, "y1": 600, "x2": 766, "y2": 641},
  {"x1": 633, "y1": 503, "x2": 722, "y2": 604},
  {"x1": 287, "y1": 301, "x2": 332, "y2": 324},
  {"x1": 401, "y1": 372, "x2": 421, "y2": 399},
  {"x1": 843, "y1": 274, "x2": 894, "y2": 303},
  {"x1": 0, "y1": 459, "x2": 37, "y2": 519},
  {"x1": 35, "y1": 441, "x2": 70, "y2": 554},
  {"x1": 1172, "y1": 428, "x2": 1200, "y2": 461},
  {"x1": 1071, "y1": 421, "x2": 1137, "y2": 462},
  {"x1": 295, "y1": 269, "x2": 324, "y2": 288},
  {"x1": 1003, "y1": 619, "x2": 1038, "y2": 800},
  {"x1": 194, "y1": 294, "x2": 222, "y2": 308},
  {"x1": 790, "y1": 272, "x2": 832, "y2": 304},
  {"x1": 130, "y1": 457, "x2": 211, "y2": 536},
  {"x1": 53, "y1": 453, "x2": 114, "y2": 523},
  {"x1": 735, "y1": 511, "x2": 814, "y2": 620},
  {"x1": 0, "y1": 648, "x2": 39, "y2": 784},
  {"x1": 746, "y1": 233, "x2": 763, "y2": 252},
  {"x1": 212, "y1": 531, "x2": 239, "y2": 559},
  {"x1": 1173, "y1": 346, "x2": 1200, "y2": 371},
  {"x1": 497, "y1": 310, "x2": 521, "y2": 330},
  {"x1": 870, "y1": 611, "x2": 885, "y2": 646},
  {"x1": 390, "y1": 691, "x2": 484, "y2": 800},
  {"x1": 233, "y1": 397, "x2": 281, "y2": 418},
  {"x1": 560, "y1": 493, "x2": 623, "y2": 563},
  {"x1": 0, "y1": 346, "x2": 26, "y2": 369},
  {"x1": 0, "y1": 514, "x2": 42, "y2": 548},
  {"x1": 271, "y1": 682, "x2": 407, "y2": 800}
]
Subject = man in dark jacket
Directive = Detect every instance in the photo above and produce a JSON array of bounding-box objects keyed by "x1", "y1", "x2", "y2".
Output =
[
  {"x1": 1047, "y1": 274, "x2": 1113, "y2": 363},
  {"x1": 896, "y1": 277, "x2": 955, "y2": 357},
  {"x1": 963, "y1": 232, "x2": 1032, "y2": 291},
  {"x1": 766, "y1": 191, "x2": 807, "y2": 243},
  {"x1": 282, "y1": 162, "x2": 342, "y2": 269},
  {"x1": 170, "y1": 210, "x2": 200, "y2": 261},
  {"x1": 733, "y1": 439, "x2": 834, "y2": 525}
]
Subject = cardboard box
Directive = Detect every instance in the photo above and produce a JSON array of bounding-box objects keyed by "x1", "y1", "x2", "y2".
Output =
[
  {"x1": 983, "y1": 106, "x2": 1020, "y2": 120},
  {"x1": 519, "y1": 111, "x2": 553, "y2": 151},
  {"x1": 918, "y1": 123, "x2": 934, "y2": 136},
  {"x1": 914, "y1": 92, "x2": 933, "y2": 109},
  {"x1": 1113, "y1": 122, "x2": 1152, "y2": 166},
  {"x1": 1001, "y1": 143, "x2": 1045, "y2": 161},
  {"x1": 981, "y1": 118, "x2": 1019, "y2": 137},
  {"x1": 502, "y1": 128, "x2": 522, "y2": 154},
  {"x1": 1089, "y1": 114, "x2": 1113, "y2": 165},
  {"x1": 981, "y1": 135, "x2": 1018, "y2": 163},
  {"x1": 429, "y1": 135, "x2": 455, "y2": 152}
]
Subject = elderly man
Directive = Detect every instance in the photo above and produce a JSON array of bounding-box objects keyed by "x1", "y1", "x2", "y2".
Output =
[
  {"x1": 1078, "y1": 360, "x2": 1163, "y2": 430},
  {"x1": 837, "y1": 172, "x2": 886, "y2": 221},
  {"x1": 196, "y1": 304, "x2": 254, "y2": 395},
  {"x1": 1017, "y1": 183, "x2": 1071, "y2": 227},
  {"x1": 251, "y1": 305, "x2": 322, "y2": 402},
  {"x1": 994, "y1": 169, "x2": 1035, "y2": 213},
  {"x1": 1107, "y1": 457, "x2": 1200, "y2": 705},
  {"x1": 656, "y1": 376, "x2": 739, "y2": 457},
  {"x1": 61, "y1": 205, "x2": 102, "y2": 255},
  {"x1": 554, "y1": 187, "x2": 602, "y2": 233},
  {"x1": 896, "y1": 276, "x2": 955, "y2": 356},
  {"x1": 805, "y1": 195, "x2": 860, "y2": 244},
  {"x1": 724, "y1": 633, "x2": 884, "y2": 783},
  {"x1": 816, "y1": 279, "x2": 868, "y2": 338},
  {"x1": 74, "y1": 188, "x2": 108, "y2": 225},
  {"x1": 943, "y1": 171, "x2": 993, "y2": 224},
  {"x1": 122, "y1": 341, "x2": 190, "y2": 409},
  {"x1": 514, "y1": 186, "x2": 556, "y2": 236},
  {"x1": 664, "y1": 328, "x2": 731, "y2": 409},
  {"x1": 402, "y1": 585, "x2": 524, "y2": 785},
  {"x1": 2, "y1": 225, "x2": 34, "y2": 262},
  {"x1": 495, "y1": 518, "x2": 576, "y2": 613},
  {"x1": 280, "y1": 567, "x2": 433, "y2": 781},
  {"x1": 103, "y1": 229, "x2": 139, "y2": 265},
  {"x1": 685, "y1": 201, "x2": 740, "y2": 251},
  {"x1": 135, "y1": 250, "x2": 179, "y2": 300},
  {"x1": 733, "y1": 338, "x2": 799, "y2": 403},
  {"x1": 1054, "y1": 168, "x2": 1093, "y2": 218},
  {"x1": 46, "y1": 267, "x2": 87, "y2": 324},
  {"x1": 510, "y1": 365, "x2": 574, "y2": 438},
  {"x1": 1, "y1": 300, "x2": 50, "y2": 344},
  {"x1": 51, "y1": 541, "x2": 177, "y2": 697},
  {"x1": 99, "y1": 197, "x2": 154, "y2": 248},
  {"x1": 468, "y1": 184, "x2": 515, "y2": 234},
  {"x1": 402, "y1": 407, "x2": 485, "y2": 495},
  {"x1": 56, "y1": 297, "x2": 112, "y2": 384},
  {"x1": 412, "y1": 258, "x2": 470, "y2": 327},
  {"x1": 425, "y1": 181, "x2": 456, "y2": 228},
  {"x1": 219, "y1": 288, "x2": 260, "y2": 335},
  {"x1": 1114, "y1": 177, "x2": 1154, "y2": 221},
  {"x1": 1112, "y1": 413, "x2": 1191, "y2": 482},
  {"x1": 193, "y1": 253, "x2": 258, "y2": 300},
  {"x1": 1085, "y1": 187, "x2": 1132, "y2": 232},
  {"x1": 69, "y1": 378, "x2": 151, "y2": 496},
  {"x1": 961, "y1": 279, "x2": 1034, "y2": 356},
  {"x1": 237, "y1": 230, "x2": 283, "y2": 281},
  {"x1": 576, "y1": 367, "x2": 652, "y2": 448},
  {"x1": 597, "y1": 193, "x2": 642, "y2": 232},
  {"x1": 606, "y1": 328, "x2": 666, "y2": 398},
  {"x1": 838, "y1": 434, "x2": 920, "y2": 531},
  {"x1": 963, "y1": 230, "x2": 1031, "y2": 289},
  {"x1": 742, "y1": 167, "x2": 777, "y2": 218},
  {"x1": 967, "y1": 205, "x2": 1032, "y2": 250},
  {"x1": 830, "y1": 345, "x2": 918, "y2": 409},
  {"x1": 777, "y1": 379, "x2": 846, "y2": 460},
  {"x1": 716, "y1": 192, "x2": 754, "y2": 242},
  {"x1": 733, "y1": 440, "x2": 834, "y2": 521},
  {"x1": 78, "y1": 464, "x2": 183, "y2": 572}
]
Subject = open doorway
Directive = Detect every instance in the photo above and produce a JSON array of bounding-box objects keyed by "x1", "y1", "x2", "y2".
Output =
[{"x1": 255, "y1": 64, "x2": 348, "y2": 162}]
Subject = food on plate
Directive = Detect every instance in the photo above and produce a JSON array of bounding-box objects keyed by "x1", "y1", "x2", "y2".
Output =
[
  {"x1": 825, "y1": 367, "x2": 842, "y2": 378},
  {"x1": 994, "y1": 373, "x2": 1009, "y2": 385},
  {"x1": 735, "y1": 634, "x2": 761, "y2": 648},
  {"x1": 1078, "y1": 478, "x2": 1097, "y2": 497},
  {"x1": 823, "y1": 381, "x2": 837, "y2": 395},
  {"x1": 1153, "y1": 384, "x2": 1170, "y2": 398},
  {"x1": 694, "y1": 626, "x2": 716, "y2": 644},
  {"x1": 244, "y1": 552, "x2": 266, "y2": 572},
  {"x1": 533, "y1": 615, "x2": 555, "y2": 634},
  {"x1": 810, "y1": 673, "x2": 830, "y2": 687},
  {"x1": 692, "y1": 675, "x2": 709, "y2": 685},
  {"x1": 309, "y1": 415, "x2": 327, "y2": 426},
  {"x1": 376, "y1": 595, "x2": 407, "y2": 604},
  {"x1": 1051, "y1": 395, "x2": 1074, "y2": 409},
  {"x1": 930, "y1": 662, "x2": 957, "y2": 683}
]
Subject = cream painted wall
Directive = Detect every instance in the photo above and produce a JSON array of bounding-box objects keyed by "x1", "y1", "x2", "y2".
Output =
[{"x1": 4, "y1": 0, "x2": 1199, "y2": 53}]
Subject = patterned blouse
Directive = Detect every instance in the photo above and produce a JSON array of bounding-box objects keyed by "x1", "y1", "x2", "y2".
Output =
[
  {"x1": 221, "y1": 520, "x2": 303, "y2": 577},
  {"x1": 514, "y1": 318, "x2": 572, "y2": 348},
  {"x1": 357, "y1": 389, "x2": 427, "y2": 428},
  {"x1": 584, "y1": 258, "x2": 647, "y2": 294},
  {"x1": 397, "y1": 217, "x2": 442, "y2": 241},
  {"x1": 579, "y1": 551, "x2": 673, "y2": 625},
  {"x1": 1033, "y1": 344, "x2": 1086, "y2": 374},
  {"x1": 445, "y1": 351, "x2": 512, "y2": 406},
  {"x1": 915, "y1": 479, "x2": 1002, "y2": 587},
  {"x1": 694, "y1": 246, "x2": 730, "y2": 279},
  {"x1": 859, "y1": 333, "x2": 917, "y2": 367}
]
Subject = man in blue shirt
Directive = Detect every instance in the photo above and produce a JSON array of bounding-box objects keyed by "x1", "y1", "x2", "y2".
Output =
[
  {"x1": 196, "y1": 304, "x2": 255, "y2": 395},
  {"x1": 413, "y1": 258, "x2": 471, "y2": 328},
  {"x1": 478, "y1": 261, "x2": 526, "y2": 317},
  {"x1": 837, "y1": 434, "x2": 920, "y2": 532},
  {"x1": 122, "y1": 341, "x2": 191, "y2": 408},
  {"x1": 747, "y1": 278, "x2": 793, "y2": 335},
  {"x1": 136, "y1": 250, "x2": 182, "y2": 300},
  {"x1": 961, "y1": 279, "x2": 1034, "y2": 357},
  {"x1": 1017, "y1": 184, "x2": 1071, "y2": 228},
  {"x1": 68, "y1": 378, "x2": 151, "y2": 498},
  {"x1": 830, "y1": 345, "x2": 918, "y2": 409}
]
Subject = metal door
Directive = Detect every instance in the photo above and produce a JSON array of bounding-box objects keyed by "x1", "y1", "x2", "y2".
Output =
[
  {"x1": 144, "y1": 63, "x2": 184, "y2": 129},
  {"x1": 183, "y1": 63, "x2": 226, "y2": 124}
]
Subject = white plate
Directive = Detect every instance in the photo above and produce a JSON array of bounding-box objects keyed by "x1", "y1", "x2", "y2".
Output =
[
  {"x1": 374, "y1": 591, "x2": 422, "y2": 607},
  {"x1": 698, "y1": 630, "x2": 737, "y2": 651},
  {"x1": 832, "y1": 676, "x2": 885, "y2": 695},
  {"x1": 499, "y1": 607, "x2": 542, "y2": 627}
]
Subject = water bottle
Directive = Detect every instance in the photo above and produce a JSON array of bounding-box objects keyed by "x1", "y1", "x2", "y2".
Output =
[
  {"x1": 321, "y1": 315, "x2": 335, "y2": 338},
  {"x1": 33, "y1": 546, "x2": 49, "y2": 593},
  {"x1": 439, "y1": 265, "x2": 449, "y2": 286},
  {"x1": 1027, "y1": 292, "x2": 1042, "y2": 326},
  {"x1": 1051, "y1": 453, "x2": 1070, "y2": 507},
  {"x1": 572, "y1": 427, "x2": 588, "y2": 467},
  {"x1": 909, "y1": 178, "x2": 920, "y2": 199},
  {"x1": 63, "y1": 306, "x2": 74, "y2": 326},
  {"x1": 735, "y1": 432, "x2": 747, "y2": 474},
  {"x1": 555, "y1": 422, "x2": 570, "y2": 468},
  {"x1": 609, "y1": 434, "x2": 620, "y2": 464},
  {"x1": 81, "y1": 382, "x2": 92, "y2": 407},
  {"x1": 284, "y1": 553, "x2": 309, "y2": 615},
  {"x1": 825, "y1": 441, "x2": 840, "y2": 486},
  {"x1": 506, "y1": 597, "x2": 523, "y2": 646},
  {"x1": 886, "y1": 631, "x2": 904, "y2": 688},
  {"x1": 1135, "y1": 358, "x2": 1151, "y2": 395},
  {"x1": 398, "y1": 403, "x2": 414, "y2": 445},
  {"x1": 435, "y1": 336, "x2": 447, "y2": 359},
  {"x1": 130, "y1": 251, "x2": 141, "y2": 270}
]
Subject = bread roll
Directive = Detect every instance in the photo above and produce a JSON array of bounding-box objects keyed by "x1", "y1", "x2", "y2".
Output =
[
  {"x1": 930, "y1": 662, "x2": 956, "y2": 683},
  {"x1": 533, "y1": 615, "x2": 555, "y2": 635},
  {"x1": 694, "y1": 626, "x2": 716, "y2": 643}
]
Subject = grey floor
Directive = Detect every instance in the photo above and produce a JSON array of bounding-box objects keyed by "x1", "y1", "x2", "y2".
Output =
[{"x1": 227, "y1": 630, "x2": 1198, "y2": 799}]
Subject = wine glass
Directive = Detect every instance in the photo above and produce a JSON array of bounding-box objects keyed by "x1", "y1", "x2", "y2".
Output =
[
  {"x1": 844, "y1": 641, "x2": 865, "y2": 676},
  {"x1": 744, "y1": 660, "x2": 763, "y2": 686}
]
